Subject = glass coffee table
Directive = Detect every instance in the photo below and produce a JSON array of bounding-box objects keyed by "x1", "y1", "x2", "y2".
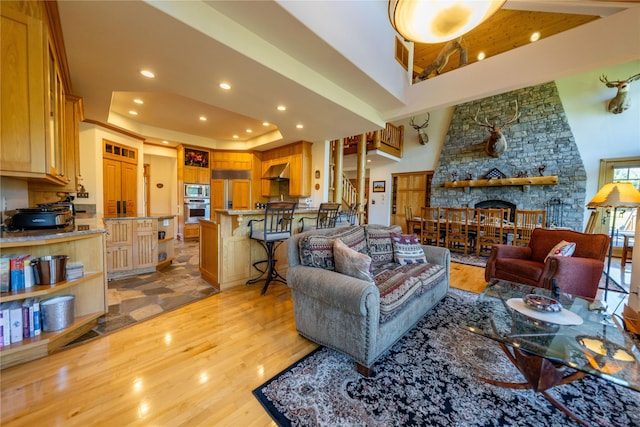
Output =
[{"x1": 460, "y1": 279, "x2": 640, "y2": 426}]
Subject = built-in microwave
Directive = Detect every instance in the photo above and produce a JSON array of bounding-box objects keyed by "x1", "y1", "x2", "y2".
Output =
[{"x1": 184, "y1": 183, "x2": 210, "y2": 198}]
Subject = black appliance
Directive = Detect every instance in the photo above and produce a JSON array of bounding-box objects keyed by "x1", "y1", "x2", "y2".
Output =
[{"x1": 11, "y1": 206, "x2": 74, "y2": 230}]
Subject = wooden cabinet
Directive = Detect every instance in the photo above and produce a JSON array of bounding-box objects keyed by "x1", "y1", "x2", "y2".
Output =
[
  {"x1": 231, "y1": 180, "x2": 251, "y2": 210},
  {"x1": 183, "y1": 166, "x2": 210, "y2": 184},
  {"x1": 182, "y1": 223, "x2": 200, "y2": 240},
  {"x1": 0, "y1": 2, "x2": 79, "y2": 186},
  {"x1": 260, "y1": 141, "x2": 312, "y2": 197},
  {"x1": 103, "y1": 140, "x2": 138, "y2": 218},
  {"x1": 132, "y1": 219, "x2": 158, "y2": 270},
  {"x1": 105, "y1": 217, "x2": 173, "y2": 278},
  {"x1": 211, "y1": 151, "x2": 252, "y2": 170},
  {"x1": 105, "y1": 219, "x2": 134, "y2": 273},
  {"x1": 211, "y1": 179, "x2": 226, "y2": 210},
  {"x1": 0, "y1": 230, "x2": 107, "y2": 369}
]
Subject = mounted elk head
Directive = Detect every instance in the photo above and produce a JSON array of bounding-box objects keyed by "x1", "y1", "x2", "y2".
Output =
[
  {"x1": 600, "y1": 73, "x2": 640, "y2": 114},
  {"x1": 472, "y1": 100, "x2": 520, "y2": 158},
  {"x1": 410, "y1": 113, "x2": 430, "y2": 145}
]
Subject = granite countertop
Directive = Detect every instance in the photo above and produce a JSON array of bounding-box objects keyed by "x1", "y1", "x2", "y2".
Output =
[
  {"x1": 0, "y1": 218, "x2": 107, "y2": 243},
  {"x1": 103, "y1": 214, "x2": 176, "y2": 220}
]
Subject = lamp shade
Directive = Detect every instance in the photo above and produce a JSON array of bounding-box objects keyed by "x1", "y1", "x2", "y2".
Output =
[
  {"x1": 586, "y1": 182, "x2": 640, "y2": 209},
  {"x1": 388, "y1": 0, "x2": 505, "y2": 44}
]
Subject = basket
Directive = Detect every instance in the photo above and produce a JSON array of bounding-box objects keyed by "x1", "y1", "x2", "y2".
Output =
[{"x1": 41, "y1": 295, "x2": 75, "y2": 331}]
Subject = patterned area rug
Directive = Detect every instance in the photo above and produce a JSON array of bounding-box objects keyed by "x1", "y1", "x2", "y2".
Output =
[
  {"x1": 253, "y1": 289, "x2": 640, "y2": 427},
  {"x1": 450, "y1": 252, "x2": 488, "y2": 267}
]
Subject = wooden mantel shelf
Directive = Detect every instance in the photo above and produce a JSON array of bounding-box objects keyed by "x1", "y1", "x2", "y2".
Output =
[{"x1": 443, "y1": 175, "x2": 558, "y2": 189}]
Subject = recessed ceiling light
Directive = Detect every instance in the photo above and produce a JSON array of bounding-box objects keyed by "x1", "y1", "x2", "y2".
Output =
[
  {"x1": 477, "y1": 52, "x2": 486, "y2": 61},
  {"x1": 140, "y1": 70, "x2": 155, "y2": 78},
  {"x1": 296, "y1": 124, "x2": 304, "y2": 129},
  {"x1": 277, "y1": 105, "x2": 286, "y2": 111},
  {"x1": 134, "y1": 99, "x2": 144, "y2": 104},
  {"x1": 219, "y1": 82, "x2": 231, "y2": 90},
  {"x1": 162, "y1": 140, "x2": 168, "y2": 144},
  {"x1": 530, "y1": 32, "x2": 541, "y2": 42},
  {"x1": 129, "y1": 110, "x2": 138, "y2": 115},
  {"x1": 367, "y1": 159, "x2": 371, "y2": 163},
  {"x1": 199, "y1": 116, "x2": 207, "y2": 121},
  {"x1": 232, "y1": 135, "x2": 239, "y2": 139},
  {"x1": 246, "y1": 129, "x2": 253, "y2": 133},
  {"x1": 262, "y1": 122, "x2": 270, "y2": 126}
]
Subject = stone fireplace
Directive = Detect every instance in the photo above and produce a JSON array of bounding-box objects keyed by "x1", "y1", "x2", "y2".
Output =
[{"x1": 431, "y1": 81, "x2": 586, "y2": 231}]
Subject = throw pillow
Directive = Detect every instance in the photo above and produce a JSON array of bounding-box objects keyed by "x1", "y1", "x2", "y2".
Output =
[
  {"x1": 392, "y1": 232, "x2": 427, "y2": 265},
  {"x1": 334, "y1": 238, "x2": 373, "y2": 282},
  {"x1": 365, "y1": 226, "x2": 395, "y2": 264},
  {"x1": 544, "y1": 240, "x2": 577, "y2": 262},
  {"x1": 298, "y1": 226, "x2": 367, "y2": 270}
]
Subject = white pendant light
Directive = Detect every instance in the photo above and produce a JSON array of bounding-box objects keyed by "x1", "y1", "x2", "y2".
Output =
[{"x1": 389, "y1": 0, "x2": 506, "y2": 44}]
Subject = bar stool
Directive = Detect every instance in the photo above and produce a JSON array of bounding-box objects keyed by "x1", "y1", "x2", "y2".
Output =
[
  {"x1": 298, "y1": 202, "x2": 340, "y2": 232},
  {"x1": 246, "y1": 201, "x2": 297, "y2": 295}
]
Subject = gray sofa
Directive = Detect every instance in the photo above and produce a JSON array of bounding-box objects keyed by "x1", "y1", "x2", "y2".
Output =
[{"x1": 287, "y1": 224, "x2": 450, "y2": 375}]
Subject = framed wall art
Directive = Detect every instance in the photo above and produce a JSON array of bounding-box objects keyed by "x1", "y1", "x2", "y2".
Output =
[{"x1": 372, "y1": 181, "x2": 386, "y2": 193}]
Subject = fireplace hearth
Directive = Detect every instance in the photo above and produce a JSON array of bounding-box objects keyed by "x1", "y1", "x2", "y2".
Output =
[{"x1": 474, "y1": 200, "x2": 516, "y2": 223}]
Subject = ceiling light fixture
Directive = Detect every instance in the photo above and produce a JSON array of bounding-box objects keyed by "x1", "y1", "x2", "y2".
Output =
[
  {"x1": 129, "y1": 110, "x2": 138, "y2": 115},
  {"x1": 233, "y1": 135, "x2": 239, "y2": 139},
  {"x1": 262, "y1": 122, "x2": 270, "y2": 126},
  {"x1": 388, "y1": 0, "x2": 505, "y2": 44},
  {"x1": 246, "y1": 129, "x2": 253, "y2": 133},
  {"x1": 277, "y1": 105, "x2": 286, "y2": 111},
  {"x1": 477, "y1": 52, "x2": 486, "y2": 61},
  {"x1": 140, "y1": 70, "x2": 155, "y2": 78},
  {"x1": 219, "y1": 82, "x2": 231, "y2": 90},
  {"x1": 296, "y1": 124, "x2": 304, "y2": 129},
  {"x1": 530, "y1": 31, "x2": 541, "y2": 42},
  {"x1": 199, "y1": 116, "x2": 207, "y2": 121},
  {"x1": 162, "y1": 140, "x2": 168, "y2": 144},
  {"x1": 134, "y1": 99, "x2": 144, "y2": 104}
]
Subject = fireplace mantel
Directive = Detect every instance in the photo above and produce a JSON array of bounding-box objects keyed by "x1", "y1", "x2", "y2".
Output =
[{"x1": 443, "y1": 175, "x2": 558, "y2": 192}]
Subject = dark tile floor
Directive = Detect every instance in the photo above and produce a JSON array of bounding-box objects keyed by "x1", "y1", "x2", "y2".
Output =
[{"x1": 69, "y1": 239, "x2": 218, "y2": 345}]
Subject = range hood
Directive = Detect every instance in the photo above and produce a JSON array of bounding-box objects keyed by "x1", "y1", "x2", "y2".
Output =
[{"x1": 262, "y1": 163, "x2": 290, "y2": 180}]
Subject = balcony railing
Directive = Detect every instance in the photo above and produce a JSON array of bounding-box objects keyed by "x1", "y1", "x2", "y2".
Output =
[{"x1": 340, "y1": 123, "x2": 404, "y2": 158}]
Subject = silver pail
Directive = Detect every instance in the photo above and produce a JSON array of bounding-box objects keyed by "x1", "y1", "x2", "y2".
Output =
[{"x1": 41, "y1": 295, "x2": 75, "y2": 331}]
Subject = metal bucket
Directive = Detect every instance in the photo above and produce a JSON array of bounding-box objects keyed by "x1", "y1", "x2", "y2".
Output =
[
  {"x1": 32, "y1": 255, "x2": 69, "y2": 285},
  {"x1": 41, "y1": 295, "x2": 75, "y2": 331}
]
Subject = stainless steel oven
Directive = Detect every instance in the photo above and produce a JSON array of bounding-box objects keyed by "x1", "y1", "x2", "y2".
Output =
[{"x1": 184, "y1": 198, "x2": 210, "y2": 223}]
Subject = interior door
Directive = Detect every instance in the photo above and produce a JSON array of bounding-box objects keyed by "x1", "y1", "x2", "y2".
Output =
[{"x1": 121, "y1": 162, "x2": 137, "y2": 217}]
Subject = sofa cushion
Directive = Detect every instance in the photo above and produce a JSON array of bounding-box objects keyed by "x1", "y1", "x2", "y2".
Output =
[
  {"x1": 544, "y1": 240, "x2": 576, "y2": 262},
  {"x1": 372, "y1": 262, "x2": 446, "y2": 323},
  {"x1": 334, "y1": 238, "x2": 373, "y2": 282},
  {"x1": 298, "y1": 226, "x2": 367, "y2": 270},
  {"x1": 392, "y1": 232, "x2": 427, "y2": 265},
  {"x1": 366, "y1": 227, "x2": 395, "y2": 264}
]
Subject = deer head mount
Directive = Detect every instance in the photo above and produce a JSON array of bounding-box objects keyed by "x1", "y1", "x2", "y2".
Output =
[
  {"x1": 472, "y1": 100, "x2": 520, "y2": 158},
  {"x1": 409, "y1": 113, "x2": 430, "y2": 145},
  {"x1": 600, "y1": 73, "x2": 640, "y2": 114}
]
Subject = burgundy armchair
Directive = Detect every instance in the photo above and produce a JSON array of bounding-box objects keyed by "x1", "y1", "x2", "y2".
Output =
[{"x1": 485, "y1": 228, "x2": 610, "y2": 299}]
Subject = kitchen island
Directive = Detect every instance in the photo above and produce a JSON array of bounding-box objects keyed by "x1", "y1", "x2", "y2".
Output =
[{"x1": 199, "y1": 208, "x2": 319, "y2": 291}]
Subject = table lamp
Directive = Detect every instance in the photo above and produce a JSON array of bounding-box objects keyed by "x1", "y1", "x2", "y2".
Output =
[{"x1": 586, "y1": 182, "x2": 640, "y2": 304}]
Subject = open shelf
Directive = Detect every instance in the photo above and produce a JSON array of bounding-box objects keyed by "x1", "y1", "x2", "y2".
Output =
[{"x1": 0, "y1": 271, "x2": 102, "y2": 303}]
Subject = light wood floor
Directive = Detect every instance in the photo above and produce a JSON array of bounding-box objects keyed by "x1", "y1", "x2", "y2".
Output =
[{"x1": 0, "y1": 263, "x2": 486, "y2": 426}]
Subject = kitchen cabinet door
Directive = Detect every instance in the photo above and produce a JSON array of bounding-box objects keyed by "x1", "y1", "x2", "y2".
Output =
[
  {"x1": 133, "y1": 219, "x2": 158, "y2": 270},
  {"x1": 289, "y1": 153, "x2": 311, "y2": 197},
  {"x1": 211, "y1": 179, "x2": 225, "y2": 210},
  {"x1": 0, "y1": 7, "x2": 46, "y2": 176},
  {"x1": 184, "y1": 166, "x2": 209, "y2": 184},
  {"x1": 232, "y1": 180, "x2": 251, "y2": 210}
]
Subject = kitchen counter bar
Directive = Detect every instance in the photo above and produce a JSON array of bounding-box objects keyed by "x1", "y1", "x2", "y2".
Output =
[
  {"x1": 0, "y1": 219, "x2": 107, "y2": 244},
  {"x1": 199, "y1": 208, "x2": 321, "y2": 291}
]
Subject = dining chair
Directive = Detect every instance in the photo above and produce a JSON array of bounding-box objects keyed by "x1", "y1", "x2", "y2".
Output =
[
  {"x1": 405, "y1": 206, "x2": 421, "y2": 235},
  {"x1": 513, "y1": 209, "x2": 547, "y2": 246},
  {"x1": 420, "y1": 206, "x2": 442, "y2": 246},
  {"x1": 621, "y1": 233, "x2": 633, "y2": 270},
  {"x1": 444, "y1": 207, "x2": 473, "y2": 256},
  {"x1": 475, "y1": 208, "x2": 506, "y2": 257},
  {"x1": 584, "y1": 210, "x2": 599, "y2": 234},
  {"x1": 298, "y1": 202, "x2": 341, "y2": 232},
  {"x1": 246, "y1": 201, "x2": 297, "y2": 295}
]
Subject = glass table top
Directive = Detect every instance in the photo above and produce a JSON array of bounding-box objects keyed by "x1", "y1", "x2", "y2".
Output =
[{"x1": 460, "y1": 280, "x2": 640, "y2": 392}]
